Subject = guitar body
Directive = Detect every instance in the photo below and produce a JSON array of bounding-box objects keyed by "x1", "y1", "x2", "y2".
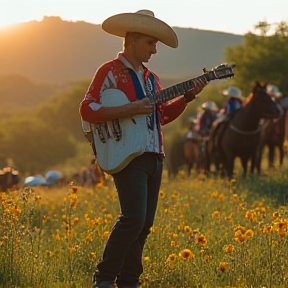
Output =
[{"x1": 92, "y1": 88, "x2": 148, "y2": 174}]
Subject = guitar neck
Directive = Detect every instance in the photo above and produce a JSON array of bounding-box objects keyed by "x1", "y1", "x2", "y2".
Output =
[{"x1": 153, "y1": 72, "x2": 213, "y2": 104}]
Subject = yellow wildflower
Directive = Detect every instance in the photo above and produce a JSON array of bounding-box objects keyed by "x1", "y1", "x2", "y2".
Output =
[
  {"x1": 103, "y1": 231, "x2": 110, "y2": 240},
  {"x1": 234, "y1": 230, "x2": 246, "y2": 244},
  {"x1": 218, "y1": 194, "x2": 225, "y2": 201},
  {"x1": 245, "y1": 229, "x2": 254, "y2": 238},
  {"x1": 263, "y1": 225, "x2": 273, "y2": 233},
  {"x1": 85, "y1": 233, "x2": 93, "y2": 242},
  {"x1": 183, "y1": 225, "x2": 192, "y2": 234},
  {"x1": 171, "y1": 240, "x2": 178, "y2": 247},
  {"x1": 273, "y1": 211, "x2": 281, "y2": 219},
  {"x1": 72, "y1": 217, "x2": 80, "y2": 224},
  {"x1": 167, "y1": 253, "x2": 177, "y2": 262},
  {"x1": 195, "y1": 235, "x2": 207, "y2": 246},
  {"x1": 224, "y1": 244, "x2": 234, "y2": 253},
  {"x1": 219, "y1": 262, "x2": 229, "y2": 272},
  {"x1": 90, "y1": 252, "x2": 96, "y2": 259},
  {"x1": 179, "y1": 249, "x2": 195, "y2": 259},
  {"x1": 212, "y1": 211, "x2": 221, "y2": 219},
  {"x1": 245, "y1": 210, "x2": 257, "y2": 222},
  {"x1": 159, "y1": 190, "x2": 166, "y2": 199}
]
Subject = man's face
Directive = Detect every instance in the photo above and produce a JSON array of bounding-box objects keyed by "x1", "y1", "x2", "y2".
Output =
[{"x1": 132, "y1": 33, "x2": 158, "y2": 63}]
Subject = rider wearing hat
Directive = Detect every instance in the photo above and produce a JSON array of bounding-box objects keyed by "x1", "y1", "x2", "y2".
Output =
[
  {"x1": 266, "y1": 84, "x2": 284, "y2": 116},
  {"x1": 80, "y1": 10, "x2": 207, "y2": 288},
  {"x1": 199, "y1": 100, "x2": 218, "y2": 135},
  {"x1": 222, "y1": 86, "x2": 245, "y2": 117}
]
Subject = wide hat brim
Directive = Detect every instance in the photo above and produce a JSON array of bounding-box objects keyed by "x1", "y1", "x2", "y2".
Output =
[
  {"x1": 223, "y1": 89, "x2": 245, "y2": 101},
  {"x1": 102, "y1": 11, "x2": 178, "y2": 48}
]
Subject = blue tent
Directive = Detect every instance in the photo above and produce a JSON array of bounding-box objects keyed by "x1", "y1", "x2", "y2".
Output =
[
  {"x1": 23, "y1": 176, "x2": 47, "y2": 187},
  {"x1": 45, "y1": 171, "x2": 63, "y2": 186}
]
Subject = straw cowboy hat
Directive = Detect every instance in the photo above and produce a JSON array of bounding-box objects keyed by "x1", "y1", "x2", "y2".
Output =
[{"x1": 102, "y1": 9, "x2": 178, "y2": 48}]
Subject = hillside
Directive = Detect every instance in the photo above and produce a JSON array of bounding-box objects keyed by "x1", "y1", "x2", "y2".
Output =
[{"x1": 0, "y1": 16, "x2": 244, "y2": 83}]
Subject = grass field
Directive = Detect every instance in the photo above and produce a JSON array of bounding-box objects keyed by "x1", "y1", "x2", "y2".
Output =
[{"x1": 1, "y1": 161, "x2": 288, "y2": 288}]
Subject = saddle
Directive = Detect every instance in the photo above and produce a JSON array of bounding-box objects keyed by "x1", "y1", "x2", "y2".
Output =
[{"x1": 207, "y1": 119, "x2": 230, "y2": 153}]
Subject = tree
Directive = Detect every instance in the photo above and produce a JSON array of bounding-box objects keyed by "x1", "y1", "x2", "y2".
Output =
[
  {"x1": 0, "y1": 116, "x2": 77, "y2": 174},
  {"x1": 225, "y1": 21, "x2": 288, "y2": 96}
]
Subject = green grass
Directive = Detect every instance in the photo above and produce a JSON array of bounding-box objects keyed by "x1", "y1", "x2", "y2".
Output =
[{"x1": 1, "y1": 161, "x2": 288, "y2": 288}]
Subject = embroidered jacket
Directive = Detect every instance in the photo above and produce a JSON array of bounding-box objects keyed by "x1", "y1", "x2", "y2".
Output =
[{"x1": 79, "y1": 53, "x2": 187, "y2": 154}]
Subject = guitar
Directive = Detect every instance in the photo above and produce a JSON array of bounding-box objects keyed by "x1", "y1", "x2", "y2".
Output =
[{"x1": 91, "y1": 63, "x2": 235, "y2": 174}]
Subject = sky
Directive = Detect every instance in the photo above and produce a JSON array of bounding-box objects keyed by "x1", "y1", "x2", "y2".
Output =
[{"x1": 0, "y1": 0, "x2": 287, "y2": 35}]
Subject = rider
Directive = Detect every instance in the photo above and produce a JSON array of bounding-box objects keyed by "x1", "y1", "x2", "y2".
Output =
[
  {"x1": 266, "y1": 84, "x2": 284, "y2": 117},
  {"x1": 186, "y1": 117, "x2": 197, "y2": 139},
  {"x1": 222, "y1": 86, "x2": 245, "y2": 118},
  {"x1": 208, "y1": 86, "x2": 244, "y2": 152},
  {"x1": 198, "y1": 100, "x2": 218, "y2": 135}
]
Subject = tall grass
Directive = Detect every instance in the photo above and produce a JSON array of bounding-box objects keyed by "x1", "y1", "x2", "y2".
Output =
[{"x1": 1, "y1": 165, "x2": 288, "y2": 288}]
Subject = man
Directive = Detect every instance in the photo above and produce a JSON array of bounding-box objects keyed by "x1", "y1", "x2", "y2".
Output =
[
  {"x1": 222, "y1": 86, "x2": 245, "y2": 117},
  {"x1": 79, "y1": 10, "x2": 207, "y2": 288},
  {"x1": 207, "y1": 87, "x2": 244, "y2": 153},
  {"x1": 198, "y1": 100, "x2": 218, "y2": 135},
  {"x1": 266, "y1": 84, "x2": 284, "y2": 117}
]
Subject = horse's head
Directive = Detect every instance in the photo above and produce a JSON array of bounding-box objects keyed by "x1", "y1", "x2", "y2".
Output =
[{"x1": 251, "y1": 82, "x2": 280, "y2": 119}]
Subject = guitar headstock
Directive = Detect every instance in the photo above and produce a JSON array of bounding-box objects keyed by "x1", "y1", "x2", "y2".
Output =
[{"x1": 203, "y1": 63, "x2": 235, "y2": 81}]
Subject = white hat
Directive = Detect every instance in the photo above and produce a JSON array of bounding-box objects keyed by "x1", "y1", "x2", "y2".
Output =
[
  {"x1": 102, "y1": 10, "x2": 178, "y2": 48},
  {"x1": 223, "y1": 86, "x2": 245, "y2": 100},
  {"x1": 267, "y1": 84, "x2": 282, "y2": 98},
  {"x1": 202, "y1": 101, "x2": 218, "y2": 112}
]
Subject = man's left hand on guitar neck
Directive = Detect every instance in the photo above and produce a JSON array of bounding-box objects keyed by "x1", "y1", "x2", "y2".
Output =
[{"x1": 184, "y1": 78, "x2": 208, "y2": 103}]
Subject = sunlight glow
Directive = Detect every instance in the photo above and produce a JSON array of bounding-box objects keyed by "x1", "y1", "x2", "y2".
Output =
[{"x1": 0, "y1": 0, "x2": 287, "y2": 34}]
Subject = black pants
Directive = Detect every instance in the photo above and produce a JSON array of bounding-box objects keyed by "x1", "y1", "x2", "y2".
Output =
[{"x1": 95, "y1": 153, "x2": 163, "y2": 286}]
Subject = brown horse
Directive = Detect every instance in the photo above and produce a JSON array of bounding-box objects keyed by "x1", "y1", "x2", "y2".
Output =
[
  {"x1": 209, "y1": 83, "x2": 280, "y2": 179},
  {"x1": 257, "y1": 98, "x2": 287, "y2": 172},
  {"x1": 184, "y1": 135, "x2": 207, "y2": 175}
]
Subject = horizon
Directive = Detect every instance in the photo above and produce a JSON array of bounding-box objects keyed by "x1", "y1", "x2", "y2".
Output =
[{"x1": 0, "y1": 0, "x2": 287, "y2": 35}]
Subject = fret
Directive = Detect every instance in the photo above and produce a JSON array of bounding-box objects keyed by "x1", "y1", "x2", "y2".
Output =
[{"x1": 151, "y1": 70, "x2": 221, "y2": 104}]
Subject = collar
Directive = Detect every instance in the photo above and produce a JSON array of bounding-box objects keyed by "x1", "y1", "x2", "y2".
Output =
[{"x1": 118, "y1": 52, "x2": 144, "y2": 75}]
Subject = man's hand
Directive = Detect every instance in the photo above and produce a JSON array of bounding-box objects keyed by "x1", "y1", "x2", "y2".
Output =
[
  {"x1": 130, "y1": 98, "x2": 153, "y2": 116},
  {"x1": 184, "y1": 78, "x2": 208, "y2": 103}
]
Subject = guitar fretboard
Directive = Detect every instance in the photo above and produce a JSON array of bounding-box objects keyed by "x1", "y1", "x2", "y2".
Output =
[{"x1": 152, "y1": 73, "x2": 212, "y2": 104}]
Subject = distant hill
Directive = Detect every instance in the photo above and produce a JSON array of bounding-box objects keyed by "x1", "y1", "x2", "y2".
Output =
[
  {"x1": 0, "y1": 16, "x2": 244, "y2": 83},
  {"x1": 0, "y1": 74, "x2": 83, "y2": 113}
]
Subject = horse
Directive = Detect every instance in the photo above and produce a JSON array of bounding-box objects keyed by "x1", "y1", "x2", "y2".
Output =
[
  {"x1": 184, "y1": 135, "x2": 202, "y2": 175},
  {"x1": 208, "y1": 83, "x2": 280, "y2": 179},
  {"x1": 184, "y1": 133, "x2": 218, "y2": 176},
  {"x1": 257, "y1": 98, "x2": 287, "y2": 172}
]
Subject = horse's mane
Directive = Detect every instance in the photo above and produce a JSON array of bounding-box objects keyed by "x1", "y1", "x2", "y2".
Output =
[
  {"x1": 244, "y1": 92, "x2": 253, "y2": 105},
  {"x1": 244, "y1": 82, "x2": 266, "y2": 105}
]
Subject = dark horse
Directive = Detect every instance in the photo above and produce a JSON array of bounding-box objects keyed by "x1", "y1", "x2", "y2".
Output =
[
  {"x1": 184, "y1": 134, "x2": 209, "y2": 175},
  {"x1": 257, "y1": 97, "x2": 287, "y2": 173},
  {"x1": 208, "y1": 83, "x2": 280, "y2": 179}
]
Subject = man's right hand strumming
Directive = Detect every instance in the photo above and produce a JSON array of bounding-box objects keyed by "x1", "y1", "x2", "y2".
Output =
[{"x1": 130, "y1": 98, "x2": 153, "y2": 116}]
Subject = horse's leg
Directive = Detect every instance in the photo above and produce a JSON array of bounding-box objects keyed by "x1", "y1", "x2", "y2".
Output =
[
  {"x1": 268, "y1": 145, "x2": 275, "y2": 168},
  {"x1": 279, "y1": 144, "x2": 284, "y2": 166},
  {"x1": 187, "y1": 161, "x2": 192, "y2": 176},
  {"x1": 250, "y1": 151, "x2": 258, "y2": 176},
  {"x1": 226, "y1": 154, "x2": 235, "y2": 180},
  {"x1": 240, "y1": 156, "x2": 248, "y2": 179},
  {"x1": 256, "y1": 144, "x2": 263, "y2": 175}
]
